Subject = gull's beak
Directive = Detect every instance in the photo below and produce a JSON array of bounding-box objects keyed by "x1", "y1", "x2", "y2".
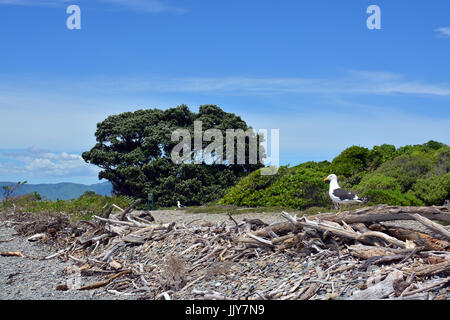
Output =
[{"x1": 324, "y1": 177, "x2": 330, "y2": 182}]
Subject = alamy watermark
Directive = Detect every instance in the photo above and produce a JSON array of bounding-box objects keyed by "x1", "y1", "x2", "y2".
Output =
[
  {"x1": 171, "y1": 121, "x2": 279, "y2": 175},
  {"x1": 367, "y1": 5, "x2": 381, "y2": 30},
  {"x1": 65, "y1": 5, "x2": 380, "y2": 31},
  {"x1": 66, "y1": 5, "x2": 81, "y2": 30}
]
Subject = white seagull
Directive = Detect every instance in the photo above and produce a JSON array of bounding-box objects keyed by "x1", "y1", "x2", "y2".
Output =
[
  {"x1": 177, "y1": 201, "x2": 186, "y2": 209},
  {"x1": 324, "y1": 174, "x2": 363, "y2": 212}
]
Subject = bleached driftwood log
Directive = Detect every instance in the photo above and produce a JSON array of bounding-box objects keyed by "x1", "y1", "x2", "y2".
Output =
[
  {"x1": 247, "y1": 206, "x2": 450, "y2": 242},
  {"x1": 314, "y1": 205, "x2": 450, "y2": 224},
  {"x1": 349, "y1": 269, "x2": 404, "y2": 300},
  {"x1": 280, "y1": 212, "x2": 407, "y2": 248}
]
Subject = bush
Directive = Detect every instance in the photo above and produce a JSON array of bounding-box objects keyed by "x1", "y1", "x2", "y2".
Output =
[
  {"x1": 412, "y1": 173, "x2": 450, "y2": 206},
  {"x1": 367, "y1": 144, "x2": 397, "y2": 171},
  {"x1": 220, "y1": 162, "x2": 330, "y2": 210},
  {"x1": 357, "y1": 173, "x2": 403, "y2": 193},
  {"x1": 330, "y1": 146, "x2": 370, "y2": 179},
  {"x1": 432, "y1": 147, "x2": 450, "y2": 175},
  {"x1": 361, "y1": 189, "x2": 423, "y2": 206},
  {"x1": 259, "y1": 165, "x2": 329, "y2": 209},
  {"x1": 218, "y1": 166, "x2": 290, "y2": 207},
  {"x1": 375, "y1": 154, "x2": 434, "y2": 191},
  {"x1": 355, "y1": 173, "x2": 423, "y2": 205}
]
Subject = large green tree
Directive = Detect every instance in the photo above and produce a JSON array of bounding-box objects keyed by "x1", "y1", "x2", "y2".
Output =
[{"x1": 82, "y1": 105, "x2": 264, "y2": 207}]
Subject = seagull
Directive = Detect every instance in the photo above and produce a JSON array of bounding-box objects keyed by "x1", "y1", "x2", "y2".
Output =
[
  {"x1": 324, "y1": 174, "x2": 363, "y2": 213},
  {"x1": 177, "y1": 201, "x2": 186, "y2": 209}
]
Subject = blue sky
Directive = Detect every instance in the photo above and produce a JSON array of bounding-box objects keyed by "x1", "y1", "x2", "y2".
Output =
[{"x1": 0, "y1": 0, "x2": 449, "y2": 184}]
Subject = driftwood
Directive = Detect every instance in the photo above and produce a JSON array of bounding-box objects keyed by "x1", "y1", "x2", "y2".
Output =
[
  {"x1": 359, "y1": 248, "x2": 423, "y2": 271},
  {"x1": 347, "y1": 244, "x2": 404, "y2": 259},
  {"x1": 78, "y1": 270, "x2": 132, "y2": 291},
  {"x1": 281, "y1": 212, "x2": 407, "y2": 248},
  {"x1": 5, "y1": 204, "x2": 449, "y2": 300},
  {"x1": 101, "y1": 204, "x2": 124, "y2": 219},
  {"x1": 413, "y1": 261, "x2": 450, "y2": 277},
  {"x1": 234, "y1": 206, "x2": 450, "y2": 300},
  {"x1": 27, "y1": 233, "x2": 46, "y2": 242},
  {"x1": 299, "y1": 267, "x2": 325, "y2": 300},
  {"x1": 407, "y1": 213, "x2": 450, "y2": 241},
  {"x1": 401, "y1": 277, "x2": 449, "y2": 297},
  {"x1": 249, "y1": 205, "x2": 450, "y2": 241},
  {"x1": 386, "y1": 227, "x2": 450, "y2": 251},
  {"x1": 349, "y1": 269, "x2": 404, "y2": 300},
  {"x1": 118, "y1": 199, "x2": 143, "y2": 221},
  {"x1": 314, "y1": 205, "x2": 450, "y2": 224},
  {"x1": 0, "y1": 251, "x2": 24, "y2": 258}
]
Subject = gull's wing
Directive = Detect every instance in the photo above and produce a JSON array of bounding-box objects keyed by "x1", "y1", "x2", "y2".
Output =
[{"x1": 332, "y1": 188, "x2": 359, "y2": 201}]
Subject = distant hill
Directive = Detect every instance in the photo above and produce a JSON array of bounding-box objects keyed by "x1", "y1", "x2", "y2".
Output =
[{"x1": 0, "y1": 181, "x2": 113, "y2": 201}]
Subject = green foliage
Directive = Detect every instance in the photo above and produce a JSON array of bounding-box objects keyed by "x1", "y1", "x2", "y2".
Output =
[
  {"x1": 220, "y1": 141, "x2": 449, "y2": 209},
  {"x1": 220, "y1": 161, "x2": 331, "y2": 210},
  {"x1": 433, "y1": 147, "x2": 450, "y2": 175},
  {"x1": 357, "y1": 173, "x2": 403, "y2": 193},
  {"x1": 375, "y1": 154, "x2": 434, "y2": 191},
  {"x1": 260, "y1": 163, "x2": 330, "y2": 209},
  {"x1": 395, "y1": 140, "x2": 445, "y2": 157},
  {"x1": 330, "y1": 146, "x2": 370, "y2": 179},
  {"x1": 82, "y1": 105, "x2": 264, "y2": 207},
  {"x1": 367, "y1": 144, "x2": 397, "y2": 171},
  {"x1": 356, "y1": 173, "x2": 423, "y2": 205},
  {"x1": 361, "y1": 189, "x2": 423, "y2": 206},
  {"x1": 411, "y1": 173, "x2": 450, "y2": 206},
  {"x1": 218, "y1": 166, "x2": 290, "y2": 207}
]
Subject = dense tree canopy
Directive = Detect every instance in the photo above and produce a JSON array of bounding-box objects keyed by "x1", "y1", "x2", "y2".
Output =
[{"x1": 82, "y1": 105, "x2": 264, "y2": 207}]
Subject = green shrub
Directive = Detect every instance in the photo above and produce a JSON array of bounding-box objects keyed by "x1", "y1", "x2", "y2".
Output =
[
  {"x1": 355, "y1": 173, "x2": 423, "y2": 205},
  {"x1": 357, "y1": 173, "x2": 403, "y2": 193},
  {"x1": 218, "y1": 166, "x2": 290, "y2": 207},
  {"x1": 367, "y1": 144, "x2": 397, "y2": 171},
  {"x1": 375, "y1": 154, "x2": 434, "y2": 191},
  {"x1": 260, "y1": 165, "x2": 329, "y2": 209},
  {"x1": 412, "y1": 173, "x2": 450, "y2": 206},
  {"x1": 432, "y1": 147, "x2": 450, "y2": 175},
  {"x1": 330, "y1": 146, "x2": 370, "y2": 179},
  {"x1": 220, "y1": 162, "x2": 330, "y2": 210},
  {"x1": 361, "y1": 189, "x2": 423, "y2": 206}
]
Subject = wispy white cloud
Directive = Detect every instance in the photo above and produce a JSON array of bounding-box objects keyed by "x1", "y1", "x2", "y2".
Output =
[
  {"x1": 78, "y1": 70, "x2": 450, "y2": 97},
  {"x1": 435, "y1": 27, "x2": 450, "y2": 38},
  {"x1": 3, "y1": 70, "x2": 450, "y2": 99},
  {"x1": 0, "y1": 0, "x2": 185, "y2": 13},
  {"x1": 0, "y1": 148, "x2": 99, "y2": 179}
]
